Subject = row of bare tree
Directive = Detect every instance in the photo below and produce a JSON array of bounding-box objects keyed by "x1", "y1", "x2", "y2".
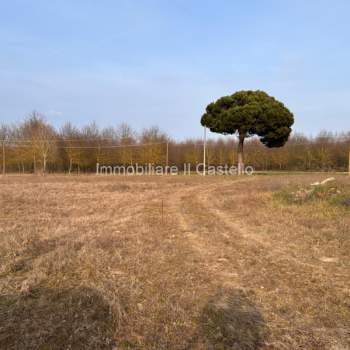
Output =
[{"x1": 1, "y1": 112, "x2": 349, "y2": 174}]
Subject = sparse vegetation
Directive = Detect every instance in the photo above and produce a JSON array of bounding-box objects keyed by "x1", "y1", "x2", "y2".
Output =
[
  {"x1": 0, "y1": 174, "x2": 349, "y2": 349},
  {"x1": 274, "y1": 179, "x2": 350, "y2": 209}
]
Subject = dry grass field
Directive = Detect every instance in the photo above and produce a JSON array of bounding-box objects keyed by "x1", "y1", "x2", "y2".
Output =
[{"x1": 0, "y1": 174, "x2": 349, "y2": 350}]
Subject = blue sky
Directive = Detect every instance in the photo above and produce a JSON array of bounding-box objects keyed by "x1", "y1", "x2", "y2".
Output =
[{"x1": 0, "y1": 0, "x2": 349, "y2": 139}]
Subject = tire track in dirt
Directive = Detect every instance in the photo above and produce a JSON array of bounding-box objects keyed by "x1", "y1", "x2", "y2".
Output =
[
  {"x1": 166, "y1": 180, "x2": 248, "y2": 287},
  {"x1": 166, "y1": 176, "x2": 322, "y2": 292},
  {"x1": 166, "y1": 179, "x2": 336, "y2": 349},
  {"x1": 197, "y1": 182, "x2": 323, "y2": 271}
]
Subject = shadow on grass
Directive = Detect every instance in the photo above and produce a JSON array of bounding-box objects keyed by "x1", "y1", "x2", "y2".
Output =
[
  {"x1": 0, "y1": 286, "x2": 116, "y2": 350},
  {"x1": 198, "y1": 288, "x2": 266, "y2": 350}
]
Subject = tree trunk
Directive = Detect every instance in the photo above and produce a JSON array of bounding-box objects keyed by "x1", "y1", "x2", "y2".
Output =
[
  {"x1": 43, "y1": 154, "x2": 47, "y2": 174},
  {"x1": 33, "y1": 153, "x2": 36, "y2": 174},
  {"x1": 237, "y1": 133, "x2": 245, "y2": 175},
  {"x1": 69, "y1": 158, "x2": 72, "y2": 174},
  {"x1": 2, "y1": 141, "x2": 5, "y2": 175}
]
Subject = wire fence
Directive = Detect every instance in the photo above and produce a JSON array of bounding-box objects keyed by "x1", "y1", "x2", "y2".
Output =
[{"x1": 1, "y1": 137, "x2": 350, "y2": 175}]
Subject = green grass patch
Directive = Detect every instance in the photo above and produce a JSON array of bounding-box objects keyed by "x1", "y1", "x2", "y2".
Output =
[{"x1": 274, "y1": 181, "x2": 350, "y2": 209}]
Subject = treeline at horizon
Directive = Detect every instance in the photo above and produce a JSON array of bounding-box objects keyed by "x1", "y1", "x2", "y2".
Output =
[{"x1": 0, "y1": 111, "x2": 349, "y2": 174}]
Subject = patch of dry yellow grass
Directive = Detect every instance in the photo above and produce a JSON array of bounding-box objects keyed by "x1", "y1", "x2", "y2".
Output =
[{"x1": 0, "y1": 174, "x2": 349, "y2": 349}]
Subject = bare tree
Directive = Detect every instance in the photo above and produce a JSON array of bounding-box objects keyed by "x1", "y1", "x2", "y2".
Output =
[
  {"x1": 0, "y1": 124, "x2": 10, "y2": 174},
  {"x1": 140, "y1": 126, "x2": 168, "y2": 165},
  {"x1": 116, "y1": 123, "x2": 136, "y2": 165},
  {"x1": 60, "y1": 122, "x2": 82, "y2": 174},
  {"x1": 22, "y1": 111, "x2": 57, "y2": 174}
]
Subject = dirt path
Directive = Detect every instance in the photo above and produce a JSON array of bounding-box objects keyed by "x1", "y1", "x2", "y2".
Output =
[
  {"x1": 163, "y1": 177, "x2": 350, "y2": 349},
  {"x1": 165, "y1": 180, "x2": 244, "y2": 286}
]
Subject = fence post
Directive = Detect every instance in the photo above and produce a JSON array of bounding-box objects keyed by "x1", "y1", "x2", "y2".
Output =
[
  {"x1": 2, "y1": 141, "x2": 5, "y2": 175},
  {"x1": 203, "y1": 127, "x2": 206, "y2": 176},
  {"x1": 166, "y1": 141, "x2": 169, "y2": 170}
]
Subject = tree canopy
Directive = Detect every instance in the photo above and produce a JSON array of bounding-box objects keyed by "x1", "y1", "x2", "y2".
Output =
[{"x1": 201, "y1": 90, "x2": 294, "y2": 147}]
